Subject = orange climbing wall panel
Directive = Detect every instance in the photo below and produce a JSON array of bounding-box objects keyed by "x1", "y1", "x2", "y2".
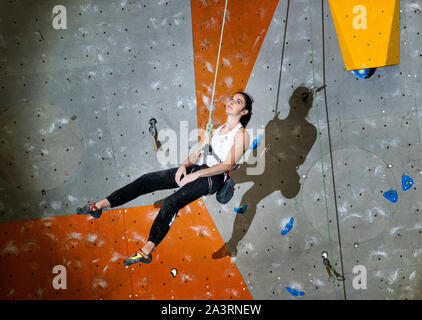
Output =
[
  {"x1": 0, "y1": 201, "x2": 251, "y2": 299},
  {"x1": 191, "y1": 0, "x2": 280, "y2": 137}
]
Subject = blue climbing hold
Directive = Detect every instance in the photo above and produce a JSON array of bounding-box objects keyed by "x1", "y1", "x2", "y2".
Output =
[
  {"x1": 281, "y1": 217, "x2": 294, "y2": 235},
  {"x1": 383, "y1": 189, "x2": 398, "y2": 203},
  {"x1": 401, "y1": 174, "x2": 413, "y2": 191},
  {"x1": 234, "y1": 204, "x2": 248, "y2": 214},
  {"x1": 351, "y1": 68, "x2": 375, "y2": 79},
  {"x1": 249, "y1": 134, "x2": 262, "y2": 150},
  {"x1": 286, "y1": 286, "x2": 305, "y2": 296}
]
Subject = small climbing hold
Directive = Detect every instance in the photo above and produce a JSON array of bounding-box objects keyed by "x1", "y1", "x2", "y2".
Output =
[
  {"x1": 401, "y1": 174, "x2": 413, "y2": 191},
  {"x1": 281, "y1": 217, "x2": 294, "y2": 235},
  {"x1": 383, "y1": 189, "x2": 398, "y2": 203},
  {"x1": 285, "y1": 286, "x2": 305, "y2": 296},
  {"x1": 249, "y1": 134, "x2": 262, "y2": 150},
  {"x1": 350, "y1": 67, "x2": 376, "y2": 79},
  {"x1": 170, "y1": 268, "x2": 177, "y2": 277},
  {"x1": 234, "y1": 204, "x2": 248, "y2": 214}
]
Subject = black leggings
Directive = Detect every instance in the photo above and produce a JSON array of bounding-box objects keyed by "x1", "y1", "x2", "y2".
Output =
[{"x1": 105, "y1": 164, "x2": 225, "y2": 247}]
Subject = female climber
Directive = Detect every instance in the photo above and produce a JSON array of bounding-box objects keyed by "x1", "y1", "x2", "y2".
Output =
[{"x1": 77, "y1": 91, "x2": 253, "y2": 266}]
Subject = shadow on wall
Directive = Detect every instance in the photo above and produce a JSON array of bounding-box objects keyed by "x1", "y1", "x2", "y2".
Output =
[{"x1": 213, "y1": 86, "x2": 318, "y2": 259}]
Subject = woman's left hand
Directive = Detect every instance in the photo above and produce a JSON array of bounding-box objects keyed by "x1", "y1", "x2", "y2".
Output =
[{"x1": 178, "y1": 171, "x2": 200, "y2": 187}]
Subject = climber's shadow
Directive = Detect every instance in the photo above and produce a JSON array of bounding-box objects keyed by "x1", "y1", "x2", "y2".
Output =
[{"x1": 213, "y1": 86, "x2": 318, "y2": 259}]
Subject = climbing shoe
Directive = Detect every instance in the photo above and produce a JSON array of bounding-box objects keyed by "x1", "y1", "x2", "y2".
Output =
[
  {"x1": 124, "y1": 249, "x2": 152, "y2": 266},
  {"x1": 77, "y1": 201, "x2": 103, "y2": 219}
]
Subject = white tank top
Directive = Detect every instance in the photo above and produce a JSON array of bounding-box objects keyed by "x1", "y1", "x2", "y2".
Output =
[{"x1": 197, "y1": 122, "x2": 243, "y2": 167}]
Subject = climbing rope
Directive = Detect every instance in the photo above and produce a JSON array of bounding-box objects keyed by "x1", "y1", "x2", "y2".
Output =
[
  {"x1": 274, "y1": 0, "x2": 290, "y2": 117},
  {"x1": 306, "y1": 0, "x2": 337, "y2": 299},
  {"x1": 199, "y1": 0, "x2": 340, "y2": 299},
  {"x1": 202, "y1": 0, "x2": 229, "y2": 152}
]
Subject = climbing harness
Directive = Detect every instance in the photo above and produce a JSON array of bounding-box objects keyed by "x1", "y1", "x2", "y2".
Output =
[{"x1": 205, "y1": 144, "x2": 239, "y2": 204}]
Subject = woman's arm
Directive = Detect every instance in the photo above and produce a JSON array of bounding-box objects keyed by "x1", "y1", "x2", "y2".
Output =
[{"x1": 196, "y1": 129, "x2": 250, "y2": 178}]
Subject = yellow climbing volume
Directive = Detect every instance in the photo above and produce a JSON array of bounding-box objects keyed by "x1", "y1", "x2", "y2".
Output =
[{"x1": 328, "y1": 0, "x2": 400, "y2": 70}]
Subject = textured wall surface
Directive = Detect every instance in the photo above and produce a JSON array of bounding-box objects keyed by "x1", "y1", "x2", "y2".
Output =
[{"x1": 0, "y1": 0, "x2": 421, "y2": 300}]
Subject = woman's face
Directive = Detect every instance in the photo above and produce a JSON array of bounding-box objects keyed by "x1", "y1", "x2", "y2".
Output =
[{"x1": 225, "y1": 93, "x2": 246, "y2": 115}]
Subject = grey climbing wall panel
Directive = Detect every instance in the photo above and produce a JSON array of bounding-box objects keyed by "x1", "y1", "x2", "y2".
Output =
[{"x1": 0, "y1": 0, "x2": 197, "y2": 222}]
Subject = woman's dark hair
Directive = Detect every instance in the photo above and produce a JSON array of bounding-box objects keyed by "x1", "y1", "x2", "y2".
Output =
[{"x1": 236, "y1": 91, "x2": 253, "y2": 128}]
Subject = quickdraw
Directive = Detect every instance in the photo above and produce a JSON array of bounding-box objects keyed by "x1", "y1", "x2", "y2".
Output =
[{"x1": 321, "y1": 251, "x2": 345, "y2": 282}]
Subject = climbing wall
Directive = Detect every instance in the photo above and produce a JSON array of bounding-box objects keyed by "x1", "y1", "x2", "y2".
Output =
[
  {"x1": 1, "y1": 0, "x2": 422, "y2": 300},
  {"x1": 0, "y1": 202, "x2": 251, "y2": 299},
  {"x1": 0, "y1": 0, "x2": 274, "y2": 300},
  {"x1": 205, "y1": 0, "x2": 346, "y2": 300},
  {"x1": 204, "y1": 0, "x2": 422, "y2": 300},
  {"x1": 322, "y1": 0, "x2": 422, "y2": 299},
  {"x1": 0, "y1": 0, "x2": 200, "y2": 223}
]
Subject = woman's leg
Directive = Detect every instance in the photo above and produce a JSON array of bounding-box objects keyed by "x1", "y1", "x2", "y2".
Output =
[
  {"x1": 143, "y1": 174, "x2": 212, "y2": 253},
  {"x1": 99, "y1": 166, "x2": 191, "y2": 209}
]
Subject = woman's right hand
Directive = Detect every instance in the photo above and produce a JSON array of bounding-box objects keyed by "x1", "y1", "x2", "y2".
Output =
[{"x1": 175, "y1": 165, "x2": 187, "y2": 186}]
